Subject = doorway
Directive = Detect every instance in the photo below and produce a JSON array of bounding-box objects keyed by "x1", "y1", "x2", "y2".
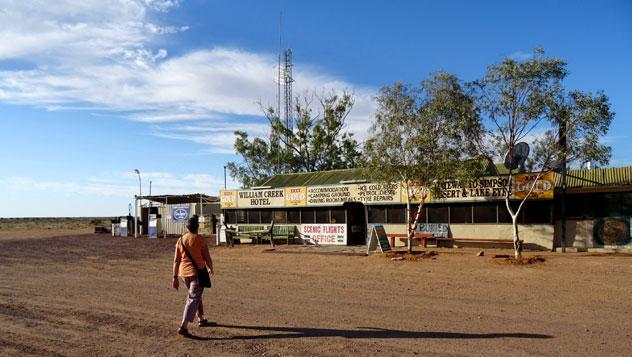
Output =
[{"x1": 344, "y1": 202, "x2": 367, "y2": 245}]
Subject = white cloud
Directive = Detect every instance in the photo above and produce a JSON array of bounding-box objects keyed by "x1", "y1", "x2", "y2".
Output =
[
  {"x1": 143, "y1": 0, "x2": 182, "y2": 12},
  {"x1": 0, "y1": 170, "x2": 229, "y2": 198},
  {"x1": 0, "y1": 0, "x2": 377, "y2": 153}
]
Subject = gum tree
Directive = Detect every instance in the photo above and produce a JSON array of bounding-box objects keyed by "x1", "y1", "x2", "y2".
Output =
[
  {"x1": 364, "y1": 72, "x2": 485, "y2": 253},
  {"x1": 227, "y1": 91, "x2": 361, "y2": 187},
  {"x1": 475, "y1": 48, "x2": 614, "y2": 258}
]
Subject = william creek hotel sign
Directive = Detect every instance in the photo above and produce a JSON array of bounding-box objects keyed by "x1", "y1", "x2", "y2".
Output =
[{"x1": 220, "y1": 172, "x2": 555, "y2": 209}]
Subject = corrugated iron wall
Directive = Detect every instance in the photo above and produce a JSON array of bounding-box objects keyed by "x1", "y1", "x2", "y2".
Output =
[{"x1": 155, "y1": 202, "x2": 221, "y2": 236}]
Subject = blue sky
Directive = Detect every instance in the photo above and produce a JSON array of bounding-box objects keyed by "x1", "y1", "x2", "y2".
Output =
[{"x1": 0, "y1": 0, "x2": 630, "y2": 217}]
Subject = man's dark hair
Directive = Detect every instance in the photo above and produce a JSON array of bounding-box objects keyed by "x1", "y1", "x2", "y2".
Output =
[{"x1": 186, "y1": 215, "x2": 199, "y2": 234}]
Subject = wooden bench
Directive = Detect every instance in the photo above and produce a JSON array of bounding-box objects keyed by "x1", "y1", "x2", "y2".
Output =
[
  {"x1": 450, "y1": 237, "x2": 516, "y2": 248},
  {"x1": 224, "y1": 222, "x2": 296, "y2": 246},
  {"x1": 385, "y1": 233, "x2": 457, "y2": 248},
  {"x1": 271, "y1": 225, "x2": 296, "y2": 245},
  {"x1": 222, "y1": 223, "x2": 264, "y2": 247},
  {"x1": 386, "y1": 233, "x2": 453, "y2": 248}
]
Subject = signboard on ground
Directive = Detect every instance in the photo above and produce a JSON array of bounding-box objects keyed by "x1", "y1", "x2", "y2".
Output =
[
  {"x1": 148, "y1": 214, "x2": 158, "y2": 239},
  {"x1": 120, "y1": 218, "x2": 128, "y2": 237},
  {"x1": 298, "y1": 224, "x2": 346, "y2": 245},
  {"x1": 367, "y1": 224, "x2": 392, "y2": 253},
  {"x1": 416, "y1": 223, "x2": 449, "y2": 238},
  {"x1": 172, "y1": 205, "x2": 190, "y2": 222}
]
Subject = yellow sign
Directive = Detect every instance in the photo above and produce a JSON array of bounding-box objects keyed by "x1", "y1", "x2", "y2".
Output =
[
  {"x1": 401, "y1": 181, "x2": 431, "y2": 203},
  {"x1": 237, "y1": 188, "x2": 285, "y2": 208},
  {"x1": 513, "y1": 172, "x2": 555, "y2": 200},
  {"x1": 400, "y1": 173, "x2": 554, "y2": 203},
  {"x1": 285, "y1": 187, "x2": 307, "y2": 206},
  {"x1": 220, "y1": 190, "x2": 238, "y2": 209}
]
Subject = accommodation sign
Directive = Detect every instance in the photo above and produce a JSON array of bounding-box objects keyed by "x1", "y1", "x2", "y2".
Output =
[{"x1": 306, "y1": 183, "x2": 400, "y2": 206}]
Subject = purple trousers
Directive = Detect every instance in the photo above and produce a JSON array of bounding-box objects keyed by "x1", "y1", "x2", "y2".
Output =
[{"x1": 181, "y1": 276, "x2": 204, "y2": 325}]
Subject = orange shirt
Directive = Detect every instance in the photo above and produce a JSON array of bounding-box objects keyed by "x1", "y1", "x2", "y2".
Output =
[{"x1": 175, "y1": 233, "x2": 208, "y2": 277}]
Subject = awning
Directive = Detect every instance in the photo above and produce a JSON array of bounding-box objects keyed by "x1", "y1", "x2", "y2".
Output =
[{"x1": 135, "y1": 193, "x2": 219, "y2": 205}]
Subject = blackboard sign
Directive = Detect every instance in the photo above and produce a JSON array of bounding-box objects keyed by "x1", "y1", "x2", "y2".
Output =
[
  {"x1": 367, "y1": 224, "x2": 392, "y2": 253},
  {"x1": 416, "y1": 223, "x2": 449, "y2": 238}
]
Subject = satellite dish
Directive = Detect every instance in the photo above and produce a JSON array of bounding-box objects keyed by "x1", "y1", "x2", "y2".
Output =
[{"x1": 504, "y1": 142, "x2": 530, "y2": 170}]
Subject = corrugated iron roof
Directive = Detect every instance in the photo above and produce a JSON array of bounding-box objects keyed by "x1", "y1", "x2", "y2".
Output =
[
  {"x1": 140, "y1": 193, "x2": 219, "y2": 204},
  {"x1": 261, "y1": 168, "x2": 368, "y2": 187},
  {"x1": 554, "y1": 167, "x2": 632, "y2": 188},
  {"x1": 262, "y1": 166, "x2": 632, "y2": 190}
]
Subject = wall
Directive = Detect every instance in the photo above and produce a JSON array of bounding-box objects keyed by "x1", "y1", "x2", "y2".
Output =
[
  {"x1": 555, "y1": 218, "x2": 632, "y2": 251},
  {"x1": 380, "y1": 223, "x2": 554, "y2": 249}
]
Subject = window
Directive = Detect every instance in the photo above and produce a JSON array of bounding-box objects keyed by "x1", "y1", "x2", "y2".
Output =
[
  {"x1": 300, "y1": 208, "x2": 315, "y2": 223},
  {"x1": 247, "y1": 210, "x2": 260, "y2": 224},
  {"x1": 559, "y1": 193, "x2": 629, "y2": 219},
  {"x1": 330, "y1": 208, "x2": 346, "y2": 223},
  {"x1": 450, "y1": 204, "x2": 472, "y2": 224},
  {"x1": 427, "y1": 205, "x2": 448, "y2": 223},
  {"x1": 602, "y1": 193, "x2": 622, "y2": 217},
  {"x1": 224, "y1": 210, "x2": 236, "y2": 224},
  {"x1": 273, "y1": 210, "x2": 286, "y2": 224},
  {"x1": 623, "y1": 193, "x2": 632, "y2": 216},
  {"x1": 498, "y1": 201, "x2": 521, "y2": 223},
  {"x1": 523, "y1": 201, "x2": 552, "y2": 224},
  {"x1": 387, "y1": 206, "x2": 406, "y2": 224},
  {"x1": 261, "y1": 209, "x2": 272, "y2": 224},
  {"x1": 368, "y1": 206, "x2": 386, "y2": 223},
  {"x1": 236, "y1": 210, "x2": 248, "y2": 224},
  {"x1": 473, "y1": 203, "x2": 497, "y2": 223},
  {"x1": 315, "y1": 208, "x2": 329, "y2": 223},
  {"x1": 564, "y1": 195, "x2": 586, "y2": 218},
  {"x1": 287, "y1": 208, "x2": 301, "y2": 224}
]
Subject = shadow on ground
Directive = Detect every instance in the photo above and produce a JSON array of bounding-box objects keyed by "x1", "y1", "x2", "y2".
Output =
[{"x1": 208, "y1": 324, "x2": 553, "y2": 341}]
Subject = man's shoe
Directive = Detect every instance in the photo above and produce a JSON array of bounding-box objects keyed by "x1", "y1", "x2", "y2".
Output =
[
  {"x1": 177, "y1": 327, "x2": 192, "y2": 338},
  {"x1": 198, "y1": 319, "x2": 217, "y2": 327}
]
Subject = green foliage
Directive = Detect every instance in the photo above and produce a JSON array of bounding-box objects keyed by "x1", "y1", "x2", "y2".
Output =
[
  {"x1": 532, "y1": 88, "x2": 614, "y2": 170},
  {"x1": 476, "y1": 48, "x2": 614, "y2": 172},
  {"x1": 474, "y1": 48, "x2": 615, "y2": 257},
  {"x1": 227, "y1": 91, "x2": 361, "y2": 188},
  {"x1": 475, "y1": 48, "x2": 567, "y2": 168},
  {"x1": 364, "y1": 72, "x2": 486, "y2": 192},
  {"x1": 225, "y1": 131, "x2": 280, "y2": 188}
]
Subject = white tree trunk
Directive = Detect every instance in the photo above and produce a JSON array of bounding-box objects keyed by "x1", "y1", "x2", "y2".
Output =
[
  {"x1": 406, "y1": 198, "x2": 411, "y2": 253},
  {"x1": 512, "y1": 215, "x2": 522, "y2": 259}
]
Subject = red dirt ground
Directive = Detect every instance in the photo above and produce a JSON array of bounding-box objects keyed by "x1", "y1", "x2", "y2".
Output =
[{"x1": 1, "y1": 229, "x2": 631, "y2": 356}]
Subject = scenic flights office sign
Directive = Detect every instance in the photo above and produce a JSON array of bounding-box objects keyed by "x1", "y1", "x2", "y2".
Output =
[{"x1": 220, "y1": 172, "x2": 555, "y2": 209}]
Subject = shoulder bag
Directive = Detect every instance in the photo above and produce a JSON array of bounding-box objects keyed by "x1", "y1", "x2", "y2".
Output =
[{"x1": 180, "y1": 237, "x2": 212, "y2": 288}]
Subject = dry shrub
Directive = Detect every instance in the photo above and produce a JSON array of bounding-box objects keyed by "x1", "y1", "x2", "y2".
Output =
[{"x1": 493, "y1": 255, "x2": 546, "y2": 265}]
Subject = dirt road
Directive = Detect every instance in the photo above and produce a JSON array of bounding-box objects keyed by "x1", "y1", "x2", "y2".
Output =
[{"x1": 1, "y1": 230, "x2": 631, "y2": 356}]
